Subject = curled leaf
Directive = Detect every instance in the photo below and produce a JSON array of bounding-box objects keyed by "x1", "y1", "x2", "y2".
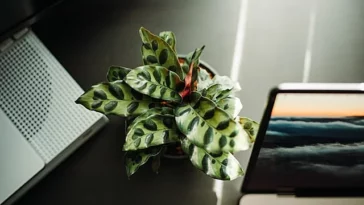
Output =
[{"x1": 181, "y1": 138, "x2": 244, "y2": 180}]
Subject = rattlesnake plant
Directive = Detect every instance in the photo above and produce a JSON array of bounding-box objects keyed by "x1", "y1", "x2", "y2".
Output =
[{"x1": 76, "y1": 27, "x2": 259, "y2": 180}]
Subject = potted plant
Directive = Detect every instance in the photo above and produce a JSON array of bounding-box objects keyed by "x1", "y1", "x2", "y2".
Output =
[{"x1": 76, "y1": 27, "x2": 259, "y2": 180}]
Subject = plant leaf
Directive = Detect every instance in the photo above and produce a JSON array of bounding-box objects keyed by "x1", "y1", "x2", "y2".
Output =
[
  {"x1": 175, "y1": 96, "x2": 249, "y2": 154},
  {"x1": 197, "y1": 68, "x2": 213, "y2": 91},
  {"x1": 76, "y1": 80, "x2": 156, "y2": 117},
  {"x1": 204, "y1": 75, "x2": 241, "y2": 101},
  {"x1": 125, "y1": 65, "x2": 184, "y2": 102},
  {"x1": 123, "y1": 114, "x2": 180, "y2": 151},
  {"x1": 237, "y1": 117, "x2": 259, "y2": 145},
  {"x1": 127, "y1": 107, "x2": 174, "y2": 132},
  {"x1": 216, "y1": 96, "x2": 243, "y2": 119},
  {"x1": 107, "y1": 66, "x2": 131, "y2": 82},
  {"x1": 139, "y1": 27, "x2": 183, "y2": 79},
  {"x1": 124, "y1": 146, "x2": 163, "y2": 177},
  {"x1": 181, "y1": 138, "x2": 244, "y2": 180},
  {"x1": 159, "y1": 31, "x2": 176, "y2": 52}
]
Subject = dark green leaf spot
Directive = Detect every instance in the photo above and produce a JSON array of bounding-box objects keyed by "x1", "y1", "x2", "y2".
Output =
[
  {"x1": 134, "y1": 128, "x2": 144, "y2": 136},
  {"x1": 168, "y1": 65, "x2": 177, "y2": 73},
  {"x1": 170, "y1": 91, "x2": 176, "y2": 98},
  {"x1": 134, "y1": 138, "x2": 141, "y2": 148},
  {"x1": 144, "y1": 43, "x2": 152, "y2": 50},
  {"x1": 147, "y1": 55, "x2": 158, "y2": 64},
  {"x1": 137, "y1": 70, "x2": 151, "y2": 81},
  {"x1": 222, "y1": 159, "x2": 229, "y2": 166},
  {"x1": 216, "y1": 120, "x2": 229, "y2": 130},
  {"x1": 211, "y1": 159, "x2": 216, "y2": 164},
  {"x1": 109, "y1": 84, "x2": 124, "y2": 100},
  {"x1": 91, "y1": 100, "x2": 102, "y2": 109},
  {"x1": 149, "y1": 84, "x2": 157, "y2": 94},
  {"x1": 159, "y1": 49, "x2": 168, "y2": 65},
  {"x1": 165, "y1": 75, "x2": 171, "y2": 87},
  {"x1": 201, "y1": 121, "x2": 205, "y2": 127},
  {"x1": 219, "y1": 136, "x2": 227, "y2": 148},
  {"x1": 220, "y1": 166, "x2": 229, "y2": 180},
  {"x1": 127, "y1": 102, "x2": 139, "y2": 113},
  {"x1": 229, "y1": 130, "x2": 238, "y2": 138},
  {"x1": 152, "y1": 69, "x2": 161, "y2": 83},
  {"x1": 152, "y1": 40, "x2": 158, "y2": 51},
  {"x1": 145, "y1": 133, "x2": 154, "y2": 146},
  {"x1": 138, "y1": 82, "x2": 147, "y2": 90},
  {"x1": 203, "y1": 109, "x2": 215, "y2": 120},
  {"x1": 229, "y1": 139, "x2": 235, "y2": 147},
  {"x1": 177, "y1": 108, "x2": 191, "y2": 116},
  {"x1": 204, "y1": 127, "x2": 213, "y2": 145},
  {"x1": 244, "y1": 122, "x2": 252, "y2": 129},
  {"x1": 94, "y1": 90, "x2": 107, "y2": 100},
  {"x1": 187, "y1": 116, "x2": 200, "y2": 132},
  {"x1": 224, "y1": 104, "x2": 229, "y2": 110},
  {"x1": 202, "y1": 155, "x2": 209, "y2": 173},
  {"x1": 160, "y1": 87, "x2": 167, "y2": 96},
  {"x1": 104, "y1": 101, "x2": 118, "y2": 112},
  {"x1": 144, "y1": 119, "x2": 157, "y2": 131}
]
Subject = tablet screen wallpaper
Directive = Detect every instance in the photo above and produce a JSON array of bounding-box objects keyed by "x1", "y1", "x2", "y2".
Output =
[{"x1": 253, "y1": 93, "x2": 364, "y2": 189}]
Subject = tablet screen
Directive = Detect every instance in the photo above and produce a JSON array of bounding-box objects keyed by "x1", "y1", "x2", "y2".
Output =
[{"x1": 246, "y1": 93, "x2": 364, "y2": 191}]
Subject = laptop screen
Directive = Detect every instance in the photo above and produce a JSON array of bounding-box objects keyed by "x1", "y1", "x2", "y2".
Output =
[{"x1": 245, "y1": 92, "x2": 364, "y2": 191}]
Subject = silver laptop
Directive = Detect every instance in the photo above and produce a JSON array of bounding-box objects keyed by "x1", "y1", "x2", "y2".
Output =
[
  {"x1": 240, "y1": 83, "x2": 364, "y2": 204},
  {"x1": 0, "y1": 30, "x2": 108, "y2": 204}
]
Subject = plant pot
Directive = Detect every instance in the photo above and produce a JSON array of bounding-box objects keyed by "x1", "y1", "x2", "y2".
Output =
[{"x1": 161, "y1": 56, "x2": 218, "y2": 159}]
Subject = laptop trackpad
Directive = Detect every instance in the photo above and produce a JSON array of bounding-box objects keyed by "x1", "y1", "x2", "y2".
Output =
[{"x1": 0, "y1": 110, "x2": 45, "y2": 204}]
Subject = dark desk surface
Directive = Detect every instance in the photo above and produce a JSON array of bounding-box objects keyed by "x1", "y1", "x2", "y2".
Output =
[{"x1": 15, "y1": 0, "x2": 246, "y2": 204}]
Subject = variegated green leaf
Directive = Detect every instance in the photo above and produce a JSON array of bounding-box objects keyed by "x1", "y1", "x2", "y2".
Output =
[
  {"x1": 127, "y1": 107, "x2": 174, "y2": 132},
  {"x1": 76, "y1": 80, "x2": 156, "y2": 116},
  {"x1": 237, "y1": 117, "x2": 259, "y2": 145},
  {"x1": 159, "y1": 31, "x2": 176, "y2": 52},
  {"x1": 181, "y1": 138, "x2": 244, "y2": 180},
  {"x1": 175, "y1": 96, "x2": 249, "y2": 154},
  {"x1": 107, "y1": 66, "x2": 131, "y2": 82},
  {"x1": 197, "y1": 68, "x2": 213, "y2": 91},
  {"x1": 204, "y1": 76, "x2": 241, "y2": 101},
  {"x1": 216, "y1": 96, "x2": 243, "y2": 119},
  {"x1": 124, "y1": 146, "x2": 163, "y2": 177},
  {"x1": 125, "y1": 65, "x2": 184, "y2": 102},
  {"x1": 123, "y1": 114, "x2": 180, "y2": 151},
  {"x1": 139, "y1": 27, "x2": 183, "y2": 79}
]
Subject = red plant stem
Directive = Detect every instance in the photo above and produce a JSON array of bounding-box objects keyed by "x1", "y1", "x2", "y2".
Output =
[{"x1": 179, "y1": 62, "x2": 194, "y2": 99}]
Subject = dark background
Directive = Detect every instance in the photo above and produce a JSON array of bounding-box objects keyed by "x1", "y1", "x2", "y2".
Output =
[{"x1": 9, "y1": 0, "x2": 364, "y2": 204}]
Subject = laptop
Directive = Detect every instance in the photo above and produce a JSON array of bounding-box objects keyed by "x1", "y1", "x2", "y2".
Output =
[
  {"x1": 0, "y1": 1, "x2": 108, "y2": 204},
  {"x1": 240, "y1": 83, "x2": 364, "y2": 204}
]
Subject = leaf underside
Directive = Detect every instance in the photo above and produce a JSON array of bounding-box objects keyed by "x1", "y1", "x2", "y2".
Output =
[
  {"x1": 175, "y1": 96, "x2": 249, "y2": 154},
  {"x1": 125, "y1": 65, "x2": 184, "y2": 102},
  {"x1": 76, "y1": 80, "x2": 156, "y2": 117},
  {"x1": 181, "y1": 138, "x2": 244, "y2": 180},
  {"x1": 140, "y1": 27, "x2": 184, "y2": 79}
]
